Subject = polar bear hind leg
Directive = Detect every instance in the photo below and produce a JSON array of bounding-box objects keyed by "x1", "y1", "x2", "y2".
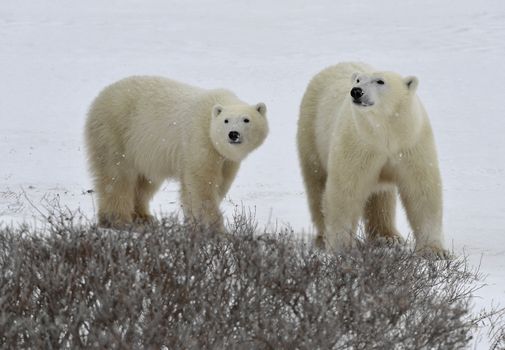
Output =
[
  {"x1": 364, "y1": 190, "x2": 404, "y2": 244},
  {"x1": 299, "y1": 151, "x2": 327, "y2": 247},
  {"x1": 96, "y1": 171, "x2": 136, "y2": 229}
]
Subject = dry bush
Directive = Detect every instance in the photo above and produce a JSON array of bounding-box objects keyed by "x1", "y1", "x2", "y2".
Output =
[
  {"x1": 0, "y1": 210, "x2": 502, "y2": 349},
  {"x1": 483, "y1": 308, "x2": 505, "y2": 350}
]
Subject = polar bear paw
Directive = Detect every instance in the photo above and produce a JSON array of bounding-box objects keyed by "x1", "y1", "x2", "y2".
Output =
[
  {"x1": 324, "y1": 232, "x2": 358, "y2": 254},
  {"x1": 368, "y1": 230, "x2": 405, "y2": 246},
  {"x1": 415, "y1": 244, "x2": 453, "y2": 260}
]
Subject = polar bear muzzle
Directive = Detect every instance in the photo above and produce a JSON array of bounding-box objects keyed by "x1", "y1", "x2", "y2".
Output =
[
  {"x1": 228, "y1": 131, "x2": 242, "y2": 144},
  {"x1": 350, "y1": 87, "x2": 363, "y2": 101},
  {"x1": 350, "y1": 87, "x2": 374, "y2": 107}
]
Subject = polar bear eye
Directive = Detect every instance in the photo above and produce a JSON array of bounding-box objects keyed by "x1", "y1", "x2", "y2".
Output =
[
  {"x1": 356, "y1": 79, "x2": 360, "y2": 83},
  {"x1": 244, "y1": 118, "x2": 250, "y2": 123},
  {"x1": 376, "y1": 80, "x2": 385, "y2": 85},
  {"x1": 224, "y1": 119, "x2": 229, "y2": 124}
]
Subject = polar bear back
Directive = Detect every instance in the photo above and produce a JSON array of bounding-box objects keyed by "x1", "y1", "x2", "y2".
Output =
[{"x1": 86, "y1": 76, "x2": 240, "y2": 181}]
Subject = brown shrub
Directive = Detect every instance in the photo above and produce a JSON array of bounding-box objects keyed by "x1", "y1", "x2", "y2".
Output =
[{"x1": 0, "y1": 211, "x2": 501, "y2": 349}]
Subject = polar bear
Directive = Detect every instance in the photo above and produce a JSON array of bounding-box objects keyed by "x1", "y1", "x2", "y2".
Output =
[
  {"x1": 85, "y1": 76, "x2": 268, "y2": 231},
  {"x1": 297, "y1": 62, "x2": 448, "y2": 258}
]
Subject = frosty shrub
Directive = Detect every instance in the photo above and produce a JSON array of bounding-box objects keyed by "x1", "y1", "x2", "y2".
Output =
[{"x1": 0, "y1": 210, "x2": 501, "y2": 349}]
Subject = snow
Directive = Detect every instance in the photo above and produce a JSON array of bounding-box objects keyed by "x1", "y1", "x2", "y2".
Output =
[{"x1": 1, "y1": 0, "x2": 504, "y2": 346}]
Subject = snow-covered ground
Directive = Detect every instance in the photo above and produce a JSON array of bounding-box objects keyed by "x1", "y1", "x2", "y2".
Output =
[{"x1": 1, "y1": 0, "x2": 504, "y2": 346}]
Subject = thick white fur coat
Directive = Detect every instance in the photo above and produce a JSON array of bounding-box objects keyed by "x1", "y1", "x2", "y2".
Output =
[
  {"x1": 85, "y1": 76, "x2": 268, "y2": 230},
  {"x1": 298, "y1": 62, "x2": 447, "y2": 257}
]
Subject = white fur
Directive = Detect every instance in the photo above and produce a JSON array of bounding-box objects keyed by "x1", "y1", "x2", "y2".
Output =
[
  {"x1": 85, "y1": 76, "x2": 268, "y2": 230},
  {"x1": 297, "y1": 62, "x2": 447, "y2": 257}
]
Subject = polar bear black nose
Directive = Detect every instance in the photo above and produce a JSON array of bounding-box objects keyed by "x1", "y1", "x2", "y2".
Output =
[
  {"x1": 351, "y1": 87, "x2": 363, "y2": 100},
  {"x1": 228, "y1": 131, "x2": 240, "y2": 142}
]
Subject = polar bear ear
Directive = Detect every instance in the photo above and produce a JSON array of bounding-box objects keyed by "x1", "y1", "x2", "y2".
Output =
[
  {"x1": 212, "y1": 104, "x2": 224, "y2": 118},
  {"x1": 255, "y1": 102, "x2": 267, "y2": 116},
  {"x1": 404, "y1": 76, "x2": 419, "y2": 92}
]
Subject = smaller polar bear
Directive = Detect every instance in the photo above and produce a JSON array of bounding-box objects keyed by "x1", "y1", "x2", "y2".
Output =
[
  {"x1": 297, "y1": 62, "x2": 448, "y2": 258},
  {"x1": 85, "y1": 76, "x2": 268, "y2": 231}
]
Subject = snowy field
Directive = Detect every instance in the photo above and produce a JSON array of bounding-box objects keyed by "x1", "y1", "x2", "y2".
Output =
[{"x1": 1, "y1": 0, "x2": 504, "y2": 346}]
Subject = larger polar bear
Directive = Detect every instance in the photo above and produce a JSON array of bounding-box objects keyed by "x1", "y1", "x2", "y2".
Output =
[
  {"x1": 297, "y1": 62, "x2": 448, "y2": 258},
  {"x1": 85, "y1": 76, "x2": 268, "y2": 231}
]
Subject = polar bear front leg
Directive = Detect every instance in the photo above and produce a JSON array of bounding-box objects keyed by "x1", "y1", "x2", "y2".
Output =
[
  {"x1": 181, "y1": 166, "x2": 225, "y2": 233},
  {"x1": 323, "y1": 149, "x2": 385, "y2": 252},
  {"x1": 396, "y1": 145, "x2": 449, "y2": 259},
  {"x1": 218, "y1": 160, "x2": 240, "y2": 201},
  {"x1": 133, "y1": 175, "x2": 161, "y2": 224}
]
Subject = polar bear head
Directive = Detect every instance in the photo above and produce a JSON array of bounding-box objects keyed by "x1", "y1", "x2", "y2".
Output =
[
  {"x1": 210, "y1": 103, "x2": 269, "y2": 162},
  {"x1": 349, "y1": 71, "x2": 418, "y2": 116}
]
